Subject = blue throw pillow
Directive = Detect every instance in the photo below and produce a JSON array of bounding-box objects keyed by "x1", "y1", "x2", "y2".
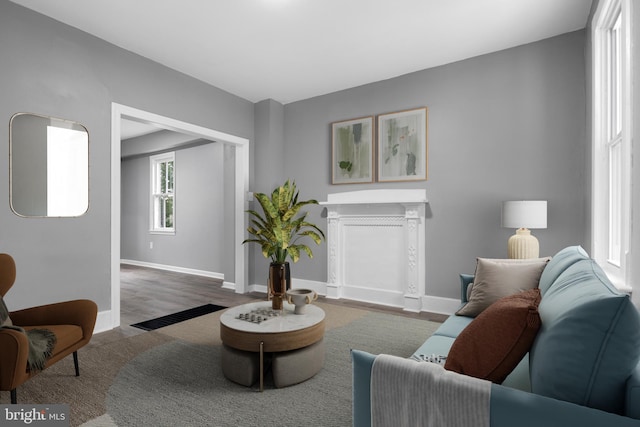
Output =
[{"x1": 530, "y1": 259, "x2": 640, "y2": 414}]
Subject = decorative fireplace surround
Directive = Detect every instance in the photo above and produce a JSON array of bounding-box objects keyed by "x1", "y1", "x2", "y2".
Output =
[{"x1": 320, "y1": 189, "x2": 428, "y2": 312}]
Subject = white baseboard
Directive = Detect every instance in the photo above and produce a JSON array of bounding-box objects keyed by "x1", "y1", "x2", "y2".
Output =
[
  {"x1": 120, "y1": 259, "x2": 224, "y2": 280},
  {"x1": 222, "y1": 281, "x2": 236, "y2": 291},
  {"x1": 420, "y1": 295, "x2": 460, "y2": 315},
  {"x1": 337, "y1": 286, "x2": 405, "y2": 309},
  {"x1": 247, "y1": 279, "x2": 326, "y2": 297},
  {"x1": 248, "y1": 278, "x2": 459, "y2": 315},
  {"x1": 291, "y1": 278, "x2": 326, "y2": 295},
  {"x1": 248, "y1": 284, "x2": 267, "y2": 294},
  {"x1": 94, "y1": 310, "x2": 115, "y2": 334}
]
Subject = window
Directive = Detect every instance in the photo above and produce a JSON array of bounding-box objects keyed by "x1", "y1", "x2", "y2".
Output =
[
  {"x1": 592, "y1": 0, "x2": 632, "y2": 291},
  {"x1": 150, "y1": 152, "x2": 175, "y2": 234}
]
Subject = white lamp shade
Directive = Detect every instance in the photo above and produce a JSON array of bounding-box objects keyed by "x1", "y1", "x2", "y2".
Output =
[{"x1": 501, "y1": 201, "x2": 547, "y2": 229}]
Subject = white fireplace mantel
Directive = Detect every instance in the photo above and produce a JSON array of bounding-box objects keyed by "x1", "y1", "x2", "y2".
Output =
[
  {"x1": 321, "y1": 189, "x2": 428, "y2": 206},
  {"x1": 320, "y1": 189, "x2": 428, "y2": 312}
]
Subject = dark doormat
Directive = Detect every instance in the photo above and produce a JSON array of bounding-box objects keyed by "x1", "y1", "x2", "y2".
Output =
[{"x1": 131, "y1": 304, "x2": 227, "y2": 331}]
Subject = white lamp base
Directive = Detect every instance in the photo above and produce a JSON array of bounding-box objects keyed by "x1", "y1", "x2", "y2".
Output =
[{"x1": 507, "y1": 228, "x2": 540, "y2": 259}]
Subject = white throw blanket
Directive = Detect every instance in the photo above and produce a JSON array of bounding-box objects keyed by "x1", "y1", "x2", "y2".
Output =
[{"x1": 371, "y1": 354, "x2": 491, "y2": 427}]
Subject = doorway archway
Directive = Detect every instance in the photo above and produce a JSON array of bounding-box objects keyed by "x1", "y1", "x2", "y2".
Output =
[{"x1": 110, "y1": 103, "x2": 249, "y2": 329}]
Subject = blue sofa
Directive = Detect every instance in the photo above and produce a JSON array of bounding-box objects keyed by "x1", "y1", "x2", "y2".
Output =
[{"x1": 352, "y1": 246, "x2": 640, "y2": 426}]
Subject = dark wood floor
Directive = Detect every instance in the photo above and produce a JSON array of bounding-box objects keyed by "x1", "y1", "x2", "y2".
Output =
[
  {"x1": 119, "y1": 264, "x2": 259, "y2": 327},
  {"x1": 90, "y1": 263, "x2": 446, "y2": 346}
]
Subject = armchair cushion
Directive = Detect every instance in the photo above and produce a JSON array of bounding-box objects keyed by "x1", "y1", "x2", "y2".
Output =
[
  {"x1": 445, "y1": 289, "x2": 541, "y2": 384},
  {"x1": 23, "y1": 325, "x2": 82, "y2": 367},
  {"x1": 456, "y1": 257, "x2": 549, "y2": 317},
  {"x1": 6, "y1": 326, "x2": 57, "y2": 372}
]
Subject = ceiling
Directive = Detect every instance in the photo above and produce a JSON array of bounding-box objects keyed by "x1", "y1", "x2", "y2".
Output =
[
  {"x1": 10, "y1": 0, "x2": 592, "y2": 105},
  {"x1": 120, "y1": 118, "x2": 164, "y2": 140}
]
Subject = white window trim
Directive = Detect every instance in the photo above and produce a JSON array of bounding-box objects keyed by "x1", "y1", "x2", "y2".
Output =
[
  {"x1": 149, "y1": 152, "x2": 175, "y2": 235},
  {"x1": 591, "y1": 0, "x2": 633, "y2": 292}
]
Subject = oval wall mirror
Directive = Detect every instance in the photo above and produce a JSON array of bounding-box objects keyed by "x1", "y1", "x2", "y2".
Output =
[{"x1": 10, "y1": 113, "x2": 89, "y2": 217}]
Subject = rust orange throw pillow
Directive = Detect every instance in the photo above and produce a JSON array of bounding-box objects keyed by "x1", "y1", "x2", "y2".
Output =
[{"x1": 444, "y1": 288, "x2": 542, "y2": 384}]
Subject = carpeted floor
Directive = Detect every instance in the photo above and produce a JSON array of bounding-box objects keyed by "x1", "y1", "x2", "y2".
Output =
[{"x1": 6, "y1": 302, "x2": 441, "y2": 427}]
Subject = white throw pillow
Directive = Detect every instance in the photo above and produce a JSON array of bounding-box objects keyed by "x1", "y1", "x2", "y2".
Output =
[{"x1": 456, "y1": 257, "x2": 550, "y2": 317}]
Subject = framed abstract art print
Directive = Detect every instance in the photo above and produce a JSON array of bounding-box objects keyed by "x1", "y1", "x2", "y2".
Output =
[
  {"x1": 377, "y1": 107, "x2": 428, "y2": 182},
  {"x1": 331, "y1": 116, "x2": 374, "y2": 184}
]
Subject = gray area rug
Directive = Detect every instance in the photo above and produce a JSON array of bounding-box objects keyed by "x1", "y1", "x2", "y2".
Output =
[
  {"x1": 106, "y1": 311, "x2": 438, "y2": 427},
  {"x1": 7, "y1": 303, "x2": 440, "y2": 426}
]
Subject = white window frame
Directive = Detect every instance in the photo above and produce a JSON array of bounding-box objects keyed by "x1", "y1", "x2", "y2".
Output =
[
  {"x1": 592, "y1": 0, "x2": 633, "y2": 292},
  {"x1": 150, "y1": 152, "x2": 175, "y2": 235}
]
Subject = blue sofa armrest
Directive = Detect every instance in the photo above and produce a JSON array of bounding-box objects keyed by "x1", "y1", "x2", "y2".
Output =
[
  {"x1": 460, "y1": 273, "x2": 474, "y2": 303},
  {"x1": 491, "y1": 384, "x2": 640, "y2": 427},
  {"x1": 352, "y1": 349, "x2": 375, "y2": 427}
]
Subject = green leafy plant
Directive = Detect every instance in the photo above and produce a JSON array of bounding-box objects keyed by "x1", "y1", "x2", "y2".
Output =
[{"x1": 243, "y1": 180, "x2": 325, "y2": 263}]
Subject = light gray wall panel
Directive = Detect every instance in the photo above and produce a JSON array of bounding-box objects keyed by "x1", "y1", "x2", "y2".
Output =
[
  {"x1": 121, "y1": 143, "x2": 225, "y2": 273},
  {"x1": 223, "y1": 144, "x2": 236, "y2": 283},
  {"x1": 120, "y1": 155, "x2": 148, "y2": 261},
  {"x1": 250, "y1": 99, "x2": 286, "y2": 284},
  {"x1": 254, "y1": 99, "x2": 285, "y2": 193},
  {"x1": 282, "y1": 31, "x2": 587, "y2": 300}
]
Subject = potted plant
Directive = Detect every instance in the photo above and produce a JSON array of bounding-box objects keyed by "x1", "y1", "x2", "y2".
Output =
[{"x1": 243, "y1": 180, "x2": 325, "y2": 309}]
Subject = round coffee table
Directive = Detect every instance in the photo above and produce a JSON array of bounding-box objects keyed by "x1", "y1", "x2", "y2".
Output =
[{"x1": 220, "y1": 301, "x2": 325, "y2": 390}]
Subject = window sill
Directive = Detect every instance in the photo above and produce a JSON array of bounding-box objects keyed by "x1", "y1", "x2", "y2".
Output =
[
  {"x1": 149, "y1": 229, "x2": 175, "y2": 236},
  {"x1": 604, "y1": 268, "x2": 632, "y2": 295},
  {"x1": 596, "y1": 258, "x2": 632, "y2": 295},
  {"x1": 610, "y1": 277, "x2": 633, "y2": 295}
]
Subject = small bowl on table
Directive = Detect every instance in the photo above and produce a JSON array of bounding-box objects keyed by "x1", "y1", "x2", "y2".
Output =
[{"x1": 286, "y1": 289, "x2": 318, "y2": 314}]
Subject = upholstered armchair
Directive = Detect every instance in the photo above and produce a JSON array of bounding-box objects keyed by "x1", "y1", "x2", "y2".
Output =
[{"x1": 0, "y1": 253, "x2": 97, "y2": 404}]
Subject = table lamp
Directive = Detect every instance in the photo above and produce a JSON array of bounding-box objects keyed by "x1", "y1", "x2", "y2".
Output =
[{"x1": 501, "y1": 201, "x2": 547, "y2": 259}]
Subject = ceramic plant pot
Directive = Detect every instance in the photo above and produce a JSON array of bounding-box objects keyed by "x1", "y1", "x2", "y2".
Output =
[{"x1": 286, "y1": 289, "x2": 318, "y2": 314}]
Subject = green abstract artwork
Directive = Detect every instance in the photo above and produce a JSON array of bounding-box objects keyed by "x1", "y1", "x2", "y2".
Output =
[
  {"x1": 378, "y1": 108, "x2": 427, "y2": 182},
  {"x1": 332, "y1": 116, "x2": 374, "y2": 184}
]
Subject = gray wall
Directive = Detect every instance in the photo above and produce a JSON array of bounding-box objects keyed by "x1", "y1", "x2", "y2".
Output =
[
  {"x1": 250, "y1": 99, "x2": 286, "y2": 284},
  {"x1": 0, "y1": 2, "x2": 254, "y2": 311},
  {"x1": 121, "y1": 142, "x2": 227, "y2": 274},
  {"x1": 282, "y1": 31, "x2": 587, "y2": 300},
  {"x1": 222, "y1": 144, "x2": 237, "y2": 284}
]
